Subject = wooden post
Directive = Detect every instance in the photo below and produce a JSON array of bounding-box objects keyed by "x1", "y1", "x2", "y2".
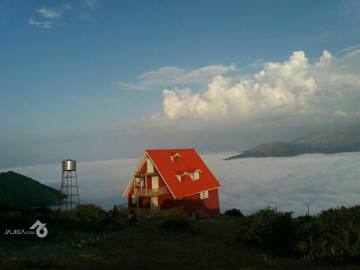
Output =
[
  {"x1": 140, "y1": 178, "x2": 143, "y2": 194},
  {"x1": 133, "y1": 176, "x2": 136, "y2": 195},
  {"x1": 145, "y1": 175, "x2": 147, "y2": 196},
  {"x1": 150, "y1": 197, "x2": 152, "y2": 217},
  {"x1": 137, "y1": 196, "x2": 139, "y2": 215}
]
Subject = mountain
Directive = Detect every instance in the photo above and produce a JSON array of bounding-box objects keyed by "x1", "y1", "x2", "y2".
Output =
[
  {"x1": 226, "y1": 125, "x2": 360, "y2": 159},
  {"x1": 0, "y1": 171, "x2": 60, "y2": 207}
]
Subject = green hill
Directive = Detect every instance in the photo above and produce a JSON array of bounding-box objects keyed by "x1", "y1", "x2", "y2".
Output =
[
  {"x1": 226, "y1": 124, "x2": 360, "y2": 159},
  {"x1": 0, "y1": 171, "x2": 60, "y2": 207}
]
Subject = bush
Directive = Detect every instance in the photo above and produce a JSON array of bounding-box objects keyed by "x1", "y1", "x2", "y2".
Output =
[
  {"x1": 158, "y1": 212, "x2": 192, "y2": 233},
  {"x1": 53, "y1": 205, "x2": 110, "y2": 231},
  {"x1": 57, "y1": 205, "x2": 107, "y2": 222},
  {"x1": 296, "y1": 205, "x2": 360, "y2": 261},
  {"x1": 234, "y1": 205, "x2": 360, "y2": 262},
  {"x1": 236, "y1": 206, "x2": 294, "y2": 255},
  {"x1": 225, "y1": 208, "x2": 243, "y2": 217}
]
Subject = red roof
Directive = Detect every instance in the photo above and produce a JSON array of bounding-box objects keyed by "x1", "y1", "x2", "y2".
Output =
[{"x1": 146, "y1": 149, "x2": 221, "y2": 199}]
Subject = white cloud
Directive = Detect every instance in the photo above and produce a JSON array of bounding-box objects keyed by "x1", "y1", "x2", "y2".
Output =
[
  {"x1": 82, "y1": 0, "x2": 97, "y2": 9},
  {"x1": 202, "y1": 152, "x2": 360, "y2": 216},
  {"x1": 61, "y1": 4, "x2": 74, "y2": 10},
  {"x1": 28, "y1": 18, "x2": 53, "y2": 29},
  {"x1": 160, "y1": 50, "x2": 360, "y2": 124},
  {"x1": 29, "y1": 4, "x2": 77, "y2": 29},
  {"x1": 163, "y1": 87, "x2": 212, "y2": 119},
  {"x1": 340, "y1": 44, "x2": 360, "y2": 52},
  {"x1": 2, "y1": 152, "x2": 360, "y2": 216},
  {"x1": 333, "y1": 110, "x2": 348, "y2": 118},
  {"x1": 36, "y1": 8, "x2": 62, "y2": 19},
  {"x1": 79, "y1": 11, "x2": 91, "y2": 21},
  {"x1": 115, "y1": 65, "x2": 236, "y2": 91},
  {"x1": 250, "y1": 59, "x2": 266, "y2": 68}
]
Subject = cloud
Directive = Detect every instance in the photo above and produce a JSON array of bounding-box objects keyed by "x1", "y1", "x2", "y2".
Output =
[
  {"x1": 114, "y1": 65, "x2": 236, "y2": 91},
  {"x1": 36, "y1": 8, "x2": 62, "y2": 19},
  {"x1": 333, "y1": 110, "x2": 348, "y2": 118},
  {"x1": 160, "y1": 50, "x2": 360, "y2": 124},
  {"x1": 61, "y1": 4, "x2": 74, "y2": 10},
  {"x1": 250, "y1": 59, "x2": 266, "y2": 68},
  {"x1": 2, "y1": 152, "x2": 359, "y2": 216},
  {"x1": 29, "y1": 5, "x2": 72, "y2": 29},
  {"x1": 28, "y1": 18, "x2": 53, "y2": 29},
  {"x1": 28, "y1": 3, "x2": 88, "y2": 29},
  {"x1": 202, "y1": 152, "x2": 360, "y2": 216},
  {"x1": 79, "y1": 12, "x2": 91, "y2": 21},
  {"x1": 82, "y1": 0, "x2": 97, "y2": 9},
  {"x1": 340, "y1": 44, "x2": 360, "y2": 52}
]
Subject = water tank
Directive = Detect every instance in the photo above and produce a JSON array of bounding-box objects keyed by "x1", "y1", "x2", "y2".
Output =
[{"x1": 62, "y1": 159, "x2": 76, "y2": 171}]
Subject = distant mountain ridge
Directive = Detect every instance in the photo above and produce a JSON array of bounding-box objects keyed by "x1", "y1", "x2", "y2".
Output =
[
  {"x1": 0, "y1": 171, "x2": 60, "y2": 206},
  {"x1": 226, "y1": 125, "x2": 360, "y2": 160}
]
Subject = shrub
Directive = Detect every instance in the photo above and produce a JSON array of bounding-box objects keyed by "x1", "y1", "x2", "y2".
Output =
[
  {"x1": 57, "y1": 205, "x2": 107, "y2": 222},
  {"x1": 225, "y1": 208, "x2": 244, "y2": 217},
  {"x1": 236, "y1": 206, "x2": 294, "y2": 255},
  {"x1": 53, "y1": 205, "x2": 110, "y2": 231},
  {"x1": 296, "y1": 205, "x2": 360, "y2": 261},
  {"x1": 158, "y1": 212, "x2": 192, "y2": 233}
]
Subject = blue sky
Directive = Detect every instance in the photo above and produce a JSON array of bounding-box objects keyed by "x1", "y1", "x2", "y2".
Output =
[{"x1": 1, "y1": 0, "x2": 360, "y2": 168}]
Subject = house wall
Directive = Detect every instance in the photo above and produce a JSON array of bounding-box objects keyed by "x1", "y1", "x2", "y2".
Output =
[
  {"x1": 181, "y1": 189, "x2": 220, "y2": 216},
  {"x1": 159, "y1": 193, "x2": 178, "y2": 209},
  {"x1": 158, "y1": 188, "x2": 220, "y2": 216}
]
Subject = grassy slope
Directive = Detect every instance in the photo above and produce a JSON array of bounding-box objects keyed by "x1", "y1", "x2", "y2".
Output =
[
  {"x1": 0, "y1": 171, "x2": 59, "y2": 207},
  {"x1": 1, "y1": 215, "x2": 359, "y2": 269}
]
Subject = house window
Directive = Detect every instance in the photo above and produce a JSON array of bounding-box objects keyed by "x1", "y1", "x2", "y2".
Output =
[
  {"x1": 200, "y1": 190, "x2": 209, "y2": 200},
  {"x1": 135, "y1": 178, "x2": 144, "y2": 187},
  {"x1": 189, "y1": 169, "x2": 201, "y2": 181},
  {"x1": 147, "y1": 158, "x2": 154, "y2": 173},
  {"x1": 135, "y1": 178, "x2": 141, "y2": 186},
  {"x1": 176, "y1": 171, "x2": 187, "y2": 182},
  {"x1": 170, "y1": 152, "x2": 181, "y2": 162}
]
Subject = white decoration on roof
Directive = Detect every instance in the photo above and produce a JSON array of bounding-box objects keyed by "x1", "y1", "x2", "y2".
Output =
[
  {"x1": 189, "y1": 169, "x2": 202, "y2": 180},
  {"x1": 170, "y1": 152, "x2": 181, "y2": 162},
  {"x1": 175, "y1": 171, "x2": 188, "y2": 182}
]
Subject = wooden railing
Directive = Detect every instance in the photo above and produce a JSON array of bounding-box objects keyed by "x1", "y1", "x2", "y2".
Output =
[
  {"x1": 118, "y1": 204, "x2": 184, "y2": 218},
  {"x1": 158, "y1": 207, "x2": 184, "y2": 217},
  {"x1": 133, "y1": 186, "x2": 169, "y2": 197},
  {"x1": 136, "y1": 206, "x2": 184, "y2": 217}
]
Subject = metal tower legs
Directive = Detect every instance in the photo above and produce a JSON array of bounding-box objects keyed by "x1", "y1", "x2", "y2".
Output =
[{"x1": 59, "y1": 170, "x2": 80, "y2": 210}]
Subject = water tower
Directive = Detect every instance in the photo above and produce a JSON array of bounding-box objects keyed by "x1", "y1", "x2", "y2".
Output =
[{"x1": 58, "y1": 159, "x2": 80, "y2": 210}]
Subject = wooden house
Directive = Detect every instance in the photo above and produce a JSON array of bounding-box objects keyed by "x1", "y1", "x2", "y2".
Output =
[{"x1": 122, "y1": 149, "x2": 221, "y2": 216}]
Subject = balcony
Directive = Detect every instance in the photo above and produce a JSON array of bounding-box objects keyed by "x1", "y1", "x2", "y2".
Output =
[{"x1": 134, "y1": 187, "x2": 169, "y2": 197}]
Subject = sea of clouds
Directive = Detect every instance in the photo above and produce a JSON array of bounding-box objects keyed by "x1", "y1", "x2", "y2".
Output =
[{"x1": 2, "y1": 152, "x2": 360, "y2": 217}]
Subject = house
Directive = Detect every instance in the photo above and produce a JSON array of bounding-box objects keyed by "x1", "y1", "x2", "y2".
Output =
[{"x1": 122, "y1": 149, "x2": 221, "y2": 216}]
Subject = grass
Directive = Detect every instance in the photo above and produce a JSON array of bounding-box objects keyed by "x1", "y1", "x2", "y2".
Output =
[{"x1": 1, "y1": 214, "x2": 359, "y2": 269}]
